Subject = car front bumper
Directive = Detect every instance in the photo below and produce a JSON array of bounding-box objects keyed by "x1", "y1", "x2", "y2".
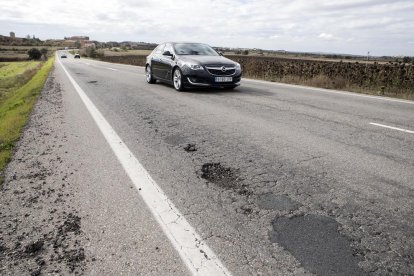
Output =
[{"x1": 181, "y1": 67, "x2": 242, "y2": 88}]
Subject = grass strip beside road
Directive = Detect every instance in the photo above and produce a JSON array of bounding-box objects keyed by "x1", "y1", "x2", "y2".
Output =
[
  {"x1": 0, "y1": 61, "x2": 41, "y2": 94},
  {"x1": 0, "y1": 58, "x2": 54, "y2": 183}
]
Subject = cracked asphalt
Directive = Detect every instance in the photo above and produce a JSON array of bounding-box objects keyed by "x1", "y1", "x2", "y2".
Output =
[{"x1": 1, "y1": 55, "x2": 413, "y2": 275}]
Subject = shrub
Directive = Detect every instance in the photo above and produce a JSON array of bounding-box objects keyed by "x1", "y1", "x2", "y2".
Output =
[
  {"x1": 27, "y1": 48, "x2": 42, "y2": 60},
  {"x1": 87, "y1": 47, "x2": 97, "y2": 57},
  {"x1": 308, "y1": 74, "x2": 331, "y2": 88},
  {"x1": 79, "y1": 47, "x2": 104, "y2": 58},
  {"x1": 402, "y1": 56, "x2": 412, "y2": 64},
  {"x1": 40, "y1": 48, "x2": 48, "y2": 59}
]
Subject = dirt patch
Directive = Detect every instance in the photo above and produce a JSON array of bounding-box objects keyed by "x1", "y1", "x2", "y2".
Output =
[
  {"x1": 200, "y1": 163, "x2": 241, "y2": 189},
  {"x1": 270, "y1": 214, "x2": 364, "y2": 275},
  {"x1": 60, "y1": 214, "x2": 81, "y2": 234},
  {"x1": 24, "y1": 240, "x2": 44, "y2": 255},
  {"x1": 164, "y1": 134, "x2": 186, "y2": 146}
]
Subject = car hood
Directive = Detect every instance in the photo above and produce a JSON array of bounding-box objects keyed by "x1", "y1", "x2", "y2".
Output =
[{"x1": 178, "y1": 55, "x2": 237, "y2": 66}]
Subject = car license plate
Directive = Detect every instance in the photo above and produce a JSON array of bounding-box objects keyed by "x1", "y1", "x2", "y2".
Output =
[{"x1": 215, "y1": 77, "x2": 232, "y2": 82}]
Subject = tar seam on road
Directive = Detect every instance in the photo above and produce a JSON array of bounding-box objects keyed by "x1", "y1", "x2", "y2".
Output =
[
  {"x1": 370, "y1": 122, "x2": 414, "y2": 134},
  {"x1": 56, "y1": 54, "x2": 232, "y2": 276}
]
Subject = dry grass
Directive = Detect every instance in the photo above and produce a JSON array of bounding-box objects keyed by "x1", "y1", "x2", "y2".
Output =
[
  {"x1": 103, "y1": 49, "x2": 152, "y2": 56},
  {"x1": 0, "y1": 45, "x2": 57, "y2": 62},
  {"x1": 0, "y1": 61, "x2": 41, "y2": 98}
]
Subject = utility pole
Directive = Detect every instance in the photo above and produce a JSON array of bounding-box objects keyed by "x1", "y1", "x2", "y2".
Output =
[{"x1": 365, "y1": 51, "x2": 370, "y2": 73}]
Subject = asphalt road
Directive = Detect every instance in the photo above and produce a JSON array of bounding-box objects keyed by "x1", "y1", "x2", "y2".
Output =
[{"x1": 2, "y1": 52, "x2": 413, "y2": 275}]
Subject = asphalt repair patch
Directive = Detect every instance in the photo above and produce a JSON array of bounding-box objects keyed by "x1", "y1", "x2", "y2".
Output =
[
  {"x1": 257, "y1": 194, "x2": 301, "y2": 212},
  {"x1": 270, "y1": 214, "x2": 365, "y2": 276}
]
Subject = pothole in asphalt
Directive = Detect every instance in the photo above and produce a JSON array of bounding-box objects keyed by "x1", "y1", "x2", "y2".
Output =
[
  {"x1": 200, "y1": 163, "x2": 240, "y2": 189},
  {"x1": 164, "y1": 134, "x2": 186, "y2": 146},
  {"x1": 257, "y1": 194, "x2": 301, "y2": 211},
  {"x1": 270, "y1": 214, "x2": 364, "y2": 276},
  {"x1": 183, "y1": 144, "x2": 197, "y2": 152},
  {"x1": 87, "y1": 80, "x2": 97, "y2": 84}
]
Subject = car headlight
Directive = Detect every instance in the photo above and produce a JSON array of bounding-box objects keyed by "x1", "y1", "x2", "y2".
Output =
[
  {"x1": 184, "y1": 63, "x2": 204, "y2": 70},
  {"x1": 235, "y1": 63, "x2": 241, "y2": 69}
]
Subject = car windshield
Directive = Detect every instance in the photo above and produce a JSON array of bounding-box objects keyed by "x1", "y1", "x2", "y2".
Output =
[{"x1": 173, "y1": 43, "x2": 219, "y2": 56}]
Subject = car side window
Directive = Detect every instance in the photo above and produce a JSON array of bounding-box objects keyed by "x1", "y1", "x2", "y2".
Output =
[{"x1": 154, "y1": 44, "x2": 165, "y2": 55}]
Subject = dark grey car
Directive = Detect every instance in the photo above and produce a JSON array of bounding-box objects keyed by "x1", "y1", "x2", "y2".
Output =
[{"x1": 145, "y1": 42, "x2": 242, "y2": 91}]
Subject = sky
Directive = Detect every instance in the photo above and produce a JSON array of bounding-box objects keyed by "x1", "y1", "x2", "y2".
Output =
[{"x1": 1, "y1": 0, "x2": 413, "y2": 56}]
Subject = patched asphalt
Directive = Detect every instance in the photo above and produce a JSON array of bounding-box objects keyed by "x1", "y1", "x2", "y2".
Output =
[{"x1": 271, "y1": 214, "x2": 364, "y2": 276}]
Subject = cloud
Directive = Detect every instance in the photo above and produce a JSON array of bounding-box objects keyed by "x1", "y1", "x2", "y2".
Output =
[
  {"x1": 0, "y1": 0, "x2": 413, "y2": 55},
  {"x1": 269, "y1": 35, "x2": 280, "y2": 39},
  {"x1": 318, "y1": 33, "x2": 334, "y2": 40},
  {"x1": 317, "y1": 33, "x2": 343, "y2": 42}
]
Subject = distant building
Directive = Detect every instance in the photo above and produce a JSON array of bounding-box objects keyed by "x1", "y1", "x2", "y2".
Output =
[
  {"x1": 84, "y1": 42, "x2": 96, "y2": 48},
  {"x1": 62, "y1": 36, "x2": 91, "y2": 48},
  {"x1": 10, "y1": 32, "x2": 15, "y2": 38},
  {"x1": 0, "y1": 33, "x2": 23, "y2": 44},
  {"x1": 69, "y1": 36, "x2": 89, "y2": 41}
]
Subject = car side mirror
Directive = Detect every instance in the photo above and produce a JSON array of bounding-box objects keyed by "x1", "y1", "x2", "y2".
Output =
[{"x1": 163, "y1": 51, "x2": 173, "y2": 57}]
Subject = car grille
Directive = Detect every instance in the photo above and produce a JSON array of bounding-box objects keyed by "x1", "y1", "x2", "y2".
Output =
[{"x1": 205, "y1": 66, "x2": 236, "y2": 76}]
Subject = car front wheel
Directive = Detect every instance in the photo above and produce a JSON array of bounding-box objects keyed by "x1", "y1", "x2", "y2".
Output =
[
  {"x1": 173, "y1": 68, "x2": 184, "y2": 91},
  {"x1": 146, "y1": 65, "x2": 156, "y2": 84}
]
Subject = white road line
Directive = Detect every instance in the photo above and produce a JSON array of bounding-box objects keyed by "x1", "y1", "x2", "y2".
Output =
[
  {"x1": 56, "y1": 55, "x2": 231, "y2": 276},
  {"x1": 106, "y1": 67, "x2": 118, "y2": 71},
  {"x1": 243, "y1": 78, "x2": 414, "y2": 105},
  {"x1": 370, "y1": 122, "x2": 414, "y2": 134}
]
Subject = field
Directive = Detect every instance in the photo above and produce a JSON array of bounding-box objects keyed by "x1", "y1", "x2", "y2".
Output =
[
  {"x1": 0, "y1": 45, "x2": 57, "y2": 62},
  {"x1": 0, "y1": 58, "x2": 54, "y2": 182},
  {"x1": 0, "y1": 61, "x2": 41, "y2": 94},
  {"x1": 95, "y1": 50, "x2": 414, "y2": 99},
  {"x1": 102, "y1": 49, "x2": 151, "y2": 56},
  {"x1": 230, "y1": 55, "x2": 414, "y2": 99}
]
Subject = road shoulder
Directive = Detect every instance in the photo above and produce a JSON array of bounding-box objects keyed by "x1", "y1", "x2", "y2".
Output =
[
  {"x1": 0, "y1": 65, "x2": 87, "y2": 275},
  {"x1": 0, "y1": 62, "x2": 189, "y2": 275}
]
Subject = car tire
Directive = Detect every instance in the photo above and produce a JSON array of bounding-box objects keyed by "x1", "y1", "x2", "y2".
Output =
[
  {"x1": 173, "y1": 68, "x2": 184, "y2": 91},
  {"x1": 146, "y1": 65, "x2": 156, "y2": 84}
]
